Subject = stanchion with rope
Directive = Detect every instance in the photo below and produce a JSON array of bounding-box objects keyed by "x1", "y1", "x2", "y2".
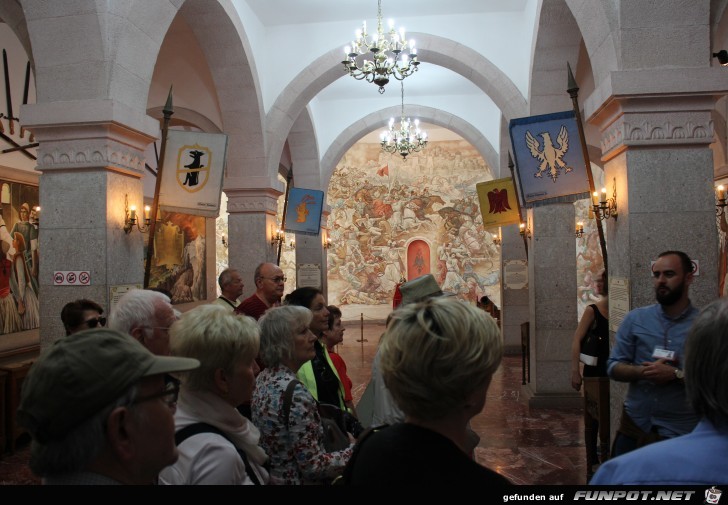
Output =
[{"x1": 357, "y1": 313, "x2": 368, "y2": 365}]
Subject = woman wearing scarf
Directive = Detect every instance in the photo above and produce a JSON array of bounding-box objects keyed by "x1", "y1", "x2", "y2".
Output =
[{"x1": 159, "y1": 304, "x2": 268, "y2": 485}]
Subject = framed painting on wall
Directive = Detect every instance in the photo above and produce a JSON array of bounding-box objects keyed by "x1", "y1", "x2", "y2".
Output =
[
  {"x1": 0, "y1": 179, "x2": 40, "y2": 357},
  {"x1": 144, "y1": 210, "x2": 207, "y2": 305}
]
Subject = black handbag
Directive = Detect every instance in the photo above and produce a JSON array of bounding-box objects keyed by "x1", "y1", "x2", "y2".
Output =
[
  {"x1": 579, "y1": 321, "x2": 601, "y2": 366},
  {"x1": 283, "y1": 380, "x2": 351, "y2": 453}
]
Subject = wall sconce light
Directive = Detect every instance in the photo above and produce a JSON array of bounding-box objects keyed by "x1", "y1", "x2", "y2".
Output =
[
  {"x1": 575, "y1": 221, "x2": 584, "y2": 238},
  {"x1": 519, "y1": 222, "x2": 531, "y2": 239},
  {"x1": 491, "y1": 232, "x2": 501, "y2": 246},
  {"x1": 592, "y1": 177, "x2": 618, "y2": 221},
  {"x1": 221, "y1": 234, "x2": 228, "y2": 249},
  {"x1": 323, "y1": 235, "x2": 332, "y2": 249},
  {"x1": 123, "y1": 194, "x2": 150, "y2": 234},
  {"x1": 271, "y1": 227, "x2": 284, "y2": 247},
  {"x1": 289, "y1": 238, "x2": 296, "y2": 250},
  {"x1": 716, "y1": 185, "x2": 727, "y2": 217},
  {"x1": 713, "y1": 50, "x2": 728, "y2": 66}
]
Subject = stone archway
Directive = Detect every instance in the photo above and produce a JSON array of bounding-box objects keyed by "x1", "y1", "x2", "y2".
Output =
[
  {"x1": 266, "y1": 32, "x2": 529, "y2": 185},
  {"x1": 321, "y1": 106, "x2": 498, "y2": 190}
]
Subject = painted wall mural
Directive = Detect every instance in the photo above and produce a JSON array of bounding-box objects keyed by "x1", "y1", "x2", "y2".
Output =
[
  {"x1": 574, "y1": 169, "x2": 605, "y2": 320},
  {"x1": 147, "y1": 211, "x2": 206, "y2": 304},
  {"x1": 327, "y1": 140, "x2": 501, "y2": 309},
  {"x1": 0, "y1": 181, "x2": 39, "y2": 335}
]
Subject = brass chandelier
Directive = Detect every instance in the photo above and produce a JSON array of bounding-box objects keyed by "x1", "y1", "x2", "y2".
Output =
[
  {"x1": 342, "y1": 0, "x2": 419, "y2": 94},
  {"x1": 380, "y1": 81, "x2": 427, "y2": 160}
]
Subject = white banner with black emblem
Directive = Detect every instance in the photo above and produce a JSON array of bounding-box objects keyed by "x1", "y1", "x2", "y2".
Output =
[{"x1": 158, "y1": 130, "x2": 228, "y2": 217}]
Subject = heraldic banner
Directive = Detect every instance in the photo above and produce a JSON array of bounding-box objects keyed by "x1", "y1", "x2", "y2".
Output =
[
  {"x1": 159, "y1": 130, "x2": 228, "y2": 217},
  {"x1": 284, "y1": 187, "x2": 324, "y2": 236},
  {"x1": 476, "y1": 177, "x2": 521, "y2": 229},
  {"x1": 509, "y1": 110, "x2": 589, "y2": 204}
]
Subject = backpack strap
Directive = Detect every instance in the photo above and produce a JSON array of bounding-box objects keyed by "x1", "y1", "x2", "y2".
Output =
[
  {"x1": 282, "y1": 379, "x2": 301, "y2": 429},
  {"x1": 175, "y1": 422, "x2": 262, "y2": 485}
]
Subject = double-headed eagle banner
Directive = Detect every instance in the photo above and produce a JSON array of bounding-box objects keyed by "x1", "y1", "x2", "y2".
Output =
[
  {"x1": 159, "y1": 130, "x2": 228, "y2": 217},
  {"x1": 476, "y1": 177, "x2": 521, "y2": 229},
  {"x1": 284, "y1": 187, "x2": 324, "y2": 236},
  {"x1": 509, "y1": 110, "x2": 590, "y2": 204}
]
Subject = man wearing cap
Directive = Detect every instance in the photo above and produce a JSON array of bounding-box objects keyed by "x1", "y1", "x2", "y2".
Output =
[
  {"x1": 18, "y1": 328, "x2": 199, "y2": 485},
  {"x1": 370, "y1": 274, "x2": 446, "y2": 426}
]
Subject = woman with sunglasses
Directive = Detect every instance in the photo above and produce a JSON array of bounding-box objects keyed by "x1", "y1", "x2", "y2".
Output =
[{"x1": 60, "y1": 298, "x2": 106, "y2": 335}]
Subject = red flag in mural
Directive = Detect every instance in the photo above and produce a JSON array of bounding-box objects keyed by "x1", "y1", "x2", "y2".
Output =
[{"x1": 376, "y1": 164, "x2": 389, "y2": 177}]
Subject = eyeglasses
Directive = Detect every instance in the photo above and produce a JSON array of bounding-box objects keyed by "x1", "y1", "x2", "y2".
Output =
[
  {"x1": 84, "y1": 317, "x2": 107, "y2": 328},
  {"x1": 133, "y1": 383, "x2": 179, "y2": 408},
  {"x1": 144, "y1": 326, "x2": 171, "y2": 334},
  {"x1": 262, "y1": 276, "x2": 287, "y2": 283}
]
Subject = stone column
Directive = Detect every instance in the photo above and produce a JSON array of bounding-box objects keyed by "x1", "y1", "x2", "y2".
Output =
[
  {"x1": 523, "y1": 202, "x2": 581, "y2": 408},
  {"x1": 500, "y1": 222, "x2": 529, "y2": 355},
  {"x1": 22, "y1": 100, "x2": 158, "y2": 346},
  {"x1": 226, "y1": 185, "x2": 283, "y2": 291},
  {"x1": 293, "y1": 206, "x2": 329, "y2": 293},
  {"x1": 589, "y1": 88, "x2": 721, "y2": 438}
]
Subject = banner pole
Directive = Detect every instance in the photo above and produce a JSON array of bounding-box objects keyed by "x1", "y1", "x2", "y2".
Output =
[
  {"x1": 567, "y1": 63, "x2": 608, "y2": 272},
  {"x1": 277, "y1": 167, "x2": 294, "y2": 266},
  {"x1": 508, "y1": 153, "x2": 528, "y2": 257},
  {"x1": 144, "y1": 86, "x2": 174, "y2": 288}
]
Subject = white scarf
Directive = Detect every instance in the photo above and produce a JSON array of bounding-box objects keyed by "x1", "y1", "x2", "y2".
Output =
[{"x1": 176, "y1": 388, "x2": 268, "y2": 467}]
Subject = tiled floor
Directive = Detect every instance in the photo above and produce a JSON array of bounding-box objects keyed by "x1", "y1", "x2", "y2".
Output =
[{"x1": 0, "y1": 320, "x2": 587, "y2": 485}]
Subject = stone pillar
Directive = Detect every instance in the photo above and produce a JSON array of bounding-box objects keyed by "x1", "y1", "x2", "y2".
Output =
[
  {"x1": 293, "y1": 206, "x2": 329, "y2": 293},
  {"x1": 226, "y1": 186, "x2": 283, "y2": 291},
  {"x1": 589, "y1": 89, "x2": 721, "y2": 438},
  {"x1": 523, "y1": 203, "x2": 581, "y2": 408},
  {"x1": 500, "y1": 222, "x2": 529, "y2": 355},
  {"x1": 22, "y1": 101, "x2": 158, "y2": 346}
]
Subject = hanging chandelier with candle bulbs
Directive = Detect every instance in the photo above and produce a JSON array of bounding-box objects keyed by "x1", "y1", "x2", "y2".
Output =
[
  {"x1": 380, "y1": 81, "x2": 427, "y2": 160},
  {"x1": 342, "y1": 0, "x2": 419, "y2": 94}
]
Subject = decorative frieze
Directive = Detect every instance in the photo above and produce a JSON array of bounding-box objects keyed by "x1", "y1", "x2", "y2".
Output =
[
  {"x1": 37, "y1": 144, "x2": 146, "y2": 174},
  {"x1": 226, "y1": 187, "x2": 282, "y2": 215}
]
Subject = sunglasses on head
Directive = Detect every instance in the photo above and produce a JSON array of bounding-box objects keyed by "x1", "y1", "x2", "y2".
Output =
[{"x1": 84, "y1": 317, "x2": 107, "y2": 328}]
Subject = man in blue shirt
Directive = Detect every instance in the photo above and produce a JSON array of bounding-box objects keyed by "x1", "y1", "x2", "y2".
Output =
[
  {"x1": 592, "y1": 296, "x2": 728, "y2": 484},
  {"x1": 607, "y1": 251, "x2": 700, "y2": 457}
]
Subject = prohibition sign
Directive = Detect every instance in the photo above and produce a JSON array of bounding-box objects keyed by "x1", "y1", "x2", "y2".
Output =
[
  {"x1": 79, "y1": 272, "x2": 90, "y2": 285},
  {"x1": 54, "y1": 272, "x2": 65, "y2": 284},
  {"x1": 66, "y1": 272, "x2": 77, "y2": 284}
]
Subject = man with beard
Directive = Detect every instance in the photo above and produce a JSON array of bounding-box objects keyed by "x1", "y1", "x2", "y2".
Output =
[{"x1": 608, "y1": 251, "x2": 700, "y2": 457}]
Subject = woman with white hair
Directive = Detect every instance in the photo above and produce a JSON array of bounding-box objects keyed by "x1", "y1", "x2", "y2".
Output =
[
  {"x1": 159, "y1": 304, "x2": 268, "y2": 485},
  {"x1": 252, "y1": 305, "x2": 352, "y2": 485},
  {"x1": 342, "y1": 296, "x2": 510, "y2": 485}
]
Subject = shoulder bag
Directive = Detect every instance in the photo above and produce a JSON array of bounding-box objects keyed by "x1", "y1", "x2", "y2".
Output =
[{"x1": 283, "y1": 379, "x2": 350, "y2": 453}]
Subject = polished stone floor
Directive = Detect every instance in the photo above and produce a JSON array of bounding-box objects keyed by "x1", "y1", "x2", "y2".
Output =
[
  {"x1": 337, "y1": 320, "x2": 587, "y2": 485},
  {"x1": 0, "y1": 320, "x2": 587, "y2": 485}
]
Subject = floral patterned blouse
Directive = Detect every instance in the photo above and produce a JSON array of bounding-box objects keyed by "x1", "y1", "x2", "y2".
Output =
[{"x1": 252, "y1": 365, "x2": 353, "y2": 485}]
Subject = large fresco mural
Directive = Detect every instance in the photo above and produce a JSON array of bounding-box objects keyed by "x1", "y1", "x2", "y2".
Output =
[{"x1": 327, "y1": 140, "x2": 501, "y2": 309}]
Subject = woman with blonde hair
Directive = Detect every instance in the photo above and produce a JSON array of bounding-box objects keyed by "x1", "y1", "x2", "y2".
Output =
[
  {"x1": 159, "y1": 304, "x2": 268, "y2": 485},
  {"x1": 342, "y1": 296, "x2": 509, "y2": 485}
]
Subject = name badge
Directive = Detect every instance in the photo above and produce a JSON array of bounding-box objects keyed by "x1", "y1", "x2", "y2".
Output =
[{"x1": 652, "y1": 346, "x2": 675, "y2": 361}]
